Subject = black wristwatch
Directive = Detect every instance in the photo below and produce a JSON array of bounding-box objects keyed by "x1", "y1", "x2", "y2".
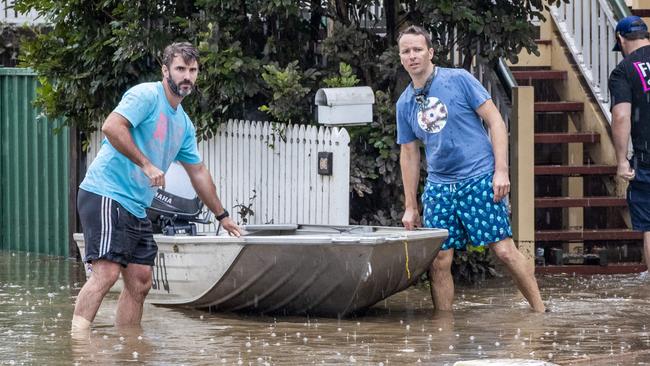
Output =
[{"x1": 216, "y1": 210, "x2": 230, "y2": 221}]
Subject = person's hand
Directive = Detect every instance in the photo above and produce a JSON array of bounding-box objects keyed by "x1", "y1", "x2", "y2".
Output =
[
  {"x1": 142, "y1": 163, "x2": 165, "y2": 188},
  {"x1": 617, "y1": 161, "x2": 635, "y2": 181},
  {"x1": 220, "y1": 217, "x2": 242, "y2": 237},
  {"x1": 492, "y1": 169, "x2": 510, "y2": 203},
  {"x1": 402, "y1": 207, "x2": 421, "y2": 230}
]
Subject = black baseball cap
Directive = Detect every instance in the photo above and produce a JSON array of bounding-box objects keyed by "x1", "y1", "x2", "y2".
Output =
[{"x1": 613, "y1": 15, "x2": 648, "y2": 52}]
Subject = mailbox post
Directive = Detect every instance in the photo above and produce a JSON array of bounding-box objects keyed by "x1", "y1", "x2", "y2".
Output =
[
  {"x1": 314, "y1": 86, "x2": 375, "y2": 126},
  {"x1": 312, "y1": 87, "x2": 373, "y2": 222}
]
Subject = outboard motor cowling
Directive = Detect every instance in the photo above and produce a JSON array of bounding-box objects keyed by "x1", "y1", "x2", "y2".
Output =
[{"x1": 146, "y1": 162, "x2": 211, "y2": 236}]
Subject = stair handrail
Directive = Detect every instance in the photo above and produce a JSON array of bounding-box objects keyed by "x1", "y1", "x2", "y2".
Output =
[
  {"x1": 443, "y1": 31, "x2": 515, "y2": 128},
  {"x1": 550, "y1": 0, "x2": 627, "y2": 122},
  {"x1": 477, "y1": 57, "x2": 535, "y2": 260},
  {"x1": 495, "y1": 58, "x2": 517, "y2": 100},
  {"x1": 608, "y1": 0, "x2": 631, "y2": 19},
  {"x1": 469, "y1": 58, "x2": 514, "y2": 130}
]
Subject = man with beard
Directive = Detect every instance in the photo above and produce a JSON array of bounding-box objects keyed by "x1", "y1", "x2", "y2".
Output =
[{"x1": 72, "y1": 42, "x2": 242, "y2": 330}]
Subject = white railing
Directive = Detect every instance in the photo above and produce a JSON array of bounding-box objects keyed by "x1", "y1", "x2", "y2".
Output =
[
  {"x1": 551, "y1": 0, "x2": 623, "y2": 122},
  {"x1": 1, "y1": 0, "x2": 45, "y2": 24},
  {"x1": 359, "y1": 2, "x2": 386, "y2": 34},
  {"x1": 87, "y1": 120, "x2": 351, "y2": 229},
  {"x1": 475, "y1": 60, "x2": 512, "y2": 128}
]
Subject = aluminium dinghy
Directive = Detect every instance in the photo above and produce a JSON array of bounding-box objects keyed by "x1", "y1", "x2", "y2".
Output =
[{"x1": 74, "y1": 224, "x2": 446, "y2": 317}]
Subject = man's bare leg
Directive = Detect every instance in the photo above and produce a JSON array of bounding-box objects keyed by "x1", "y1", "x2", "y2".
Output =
[
  {"x1": 72, "y1": 260, "x2": 121, "y2": 329},
  {"x1": 115, "y1": 263, "x2": 152, "y2": 326},
  {"x1": 643, "y1": 232, "x2": 650, "y2": 274},
  {"x1": 489, "y1": 238, "x2": 545, "y2": 312},
  {"x1": 429, "y1": 249, "x2": 455, "y2": 311}
]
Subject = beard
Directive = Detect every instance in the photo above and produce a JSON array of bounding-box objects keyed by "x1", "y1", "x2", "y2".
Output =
[{"x1": 167, "y1": 77, "x2": 194, "y2": 97}]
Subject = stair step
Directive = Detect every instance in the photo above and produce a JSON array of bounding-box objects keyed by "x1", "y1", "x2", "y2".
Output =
[
  {"x1": 535, "y1": 197, "x2": 627, "y2": 208},
  {"x1": 536, "y1": 264, "x2": 646, "y2": 275},
  {"x1": 536, "y1": 229, "x2": 643, "y2": 241},
  {"x1": 535, "y1": 39, "x2": 552, "y2": 45},
  {"x1": 510, "y1": 66, "x2": 552, "y2": 71},
  {"x1": 535, "y1": 132, "x2": 599, "y2": 144},
  {"x1": 534, "y1": 165, "x2": 617, "y2": 175},
  {"x1": 632, "y1": 9, "x2": 650, "y2": 17},
  {"x1": 535, "y1": 102, "x2": 583, "y2": 113},
  {"x1": 512, "y1": 70, "x2": 567, "y2": 81}
]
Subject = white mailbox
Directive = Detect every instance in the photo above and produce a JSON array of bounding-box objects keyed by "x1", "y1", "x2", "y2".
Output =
[{"x1": 315, "y1": 86, "x2": 375, "y2": 126}]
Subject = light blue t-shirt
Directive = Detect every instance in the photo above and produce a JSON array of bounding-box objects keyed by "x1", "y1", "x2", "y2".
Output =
[
  {"x1": 396, "y1": 67, "x2": 495, "y2": 183},
  {"x1": 80, "y1": 82, "x2": 202, "y2": 218}
]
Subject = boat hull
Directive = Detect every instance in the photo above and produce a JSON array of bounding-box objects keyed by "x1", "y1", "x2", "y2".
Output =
[{"x1": 73, "y1": 224, "x2": 447, "y2": 317}]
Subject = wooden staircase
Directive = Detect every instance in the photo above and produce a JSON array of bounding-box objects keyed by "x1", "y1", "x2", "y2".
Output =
[
  {"x1": 630, "y1": 0, "x2": 650, "y2": 19},
  {"x1": 509, "y1": 30, "x2": 644, "y2": 271}
]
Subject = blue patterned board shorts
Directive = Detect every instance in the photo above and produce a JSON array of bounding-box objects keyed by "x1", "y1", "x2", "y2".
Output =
[{"x1": 422, "y1": 173, "x2": 513, "y2": 251}]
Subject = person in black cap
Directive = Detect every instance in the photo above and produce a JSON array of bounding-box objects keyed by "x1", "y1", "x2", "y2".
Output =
[{"x1": 608, "y1": 15, "x2": 650, "y2": 277}]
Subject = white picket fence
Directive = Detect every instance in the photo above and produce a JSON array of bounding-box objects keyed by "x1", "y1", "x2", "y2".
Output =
[
  {"x1": 1, "y1": 0, "x2": 45, "y2": 24},
  {"x1": 86, "y1": 120, "x2": 351, "y2": 229}
]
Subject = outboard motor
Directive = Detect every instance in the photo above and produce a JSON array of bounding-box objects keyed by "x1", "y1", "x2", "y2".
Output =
[{"x1": 147, "y1": 162, "x2": 211, "y2": 236}]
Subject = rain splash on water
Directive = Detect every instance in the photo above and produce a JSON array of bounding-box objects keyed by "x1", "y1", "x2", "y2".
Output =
[{"x1": 2, "y1": 251, "x2": 650, "y2": 365}]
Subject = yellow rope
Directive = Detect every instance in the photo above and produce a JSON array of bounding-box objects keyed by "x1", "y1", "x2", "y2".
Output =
[{"x1": 403, "y1": 240, "x2": 411, "y2": 280}]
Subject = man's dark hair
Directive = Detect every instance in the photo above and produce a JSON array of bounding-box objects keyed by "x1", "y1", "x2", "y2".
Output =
[
  {"x1": 162, "y1": 42, "x2": 199, "y2": 68},
  {"x1": 397, "y1": 25, "x2": 433, "y2": 49},
  {"x1": 622, "y1": 30, "x2": 650, "y2": 41}
]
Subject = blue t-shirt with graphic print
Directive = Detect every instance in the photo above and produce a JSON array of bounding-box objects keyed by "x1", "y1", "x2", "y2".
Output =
[
  {"x1": 80, "y1": 81, "x2": 202, "y2": 218},
  {"x1": 396, "y1": 67, "x2": 495, "y2": 183}
]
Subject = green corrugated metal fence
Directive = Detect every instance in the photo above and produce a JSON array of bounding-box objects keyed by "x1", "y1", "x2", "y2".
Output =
[{"x1": 0, "y1": 68, "x2": 69, "y2": 256}]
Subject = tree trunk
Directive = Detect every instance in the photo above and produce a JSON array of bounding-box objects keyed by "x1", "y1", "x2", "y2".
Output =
[
  {"x1": 334, "y1": 0, "x2": 349, "y2": 25},
  {"x1": 309, "y1": 0, "x2": 323, "y2": 65},
  {"x1": 384, "y1": 0, "x2": 396, "y2": 44},
  {"x1": 68, "y1": 127, "x2": 81, "y2": 259},
  {"x1": 462, "y1": 48, "x2": 473, "y2": 71}
]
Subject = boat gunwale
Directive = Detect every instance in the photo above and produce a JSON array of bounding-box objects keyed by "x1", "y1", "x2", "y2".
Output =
[{"x1": 75, "y1": 227, "x2": 448, "y2": 246}]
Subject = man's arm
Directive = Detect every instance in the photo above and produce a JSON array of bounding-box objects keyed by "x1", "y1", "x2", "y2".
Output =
[
  {"x1": 611, "y1": 102, "x2": 635, "y2": 180},
  {"x1": 476, "y1": 99, "x2": 509, "y2": 202},
  {"x1": 400, "y1": 141, "x2": 422, "y2": 230},
  {"x1": 102, "y1": 112, "x2": 165, "y2": 187},
  {"x1": 181, "y1": 162, "x2": 242, "y2": 237}
]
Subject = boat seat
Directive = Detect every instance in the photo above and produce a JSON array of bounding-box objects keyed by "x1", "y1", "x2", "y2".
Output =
[{"x1": 241, "y1": 224, "x2": 299, "y2": 236}]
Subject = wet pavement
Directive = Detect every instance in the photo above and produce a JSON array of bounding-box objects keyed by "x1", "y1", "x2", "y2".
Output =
[{"x1": 2, "y1": 251, "x2": 650, "y2": 365}]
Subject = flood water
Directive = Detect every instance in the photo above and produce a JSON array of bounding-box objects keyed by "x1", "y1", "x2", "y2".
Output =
[{"x1": 2, "y1": 251, "x2": 650, "y2": 365}]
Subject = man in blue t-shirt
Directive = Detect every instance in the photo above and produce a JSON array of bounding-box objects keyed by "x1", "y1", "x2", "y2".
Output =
[
  {"x1": 72, "y1": 43, "x2": 242, "y2": 330},
  {"x1": 396, "y1": 25, "x2": 545, "y2": 312}
]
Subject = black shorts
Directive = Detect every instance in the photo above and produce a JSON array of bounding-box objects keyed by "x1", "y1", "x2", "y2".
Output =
[
  {"x1": 628, "y1": 164, "x2": 650, "y2": 232},
  {"x1": 77, "y1": 189, "x2": 157, "y2": 266}
]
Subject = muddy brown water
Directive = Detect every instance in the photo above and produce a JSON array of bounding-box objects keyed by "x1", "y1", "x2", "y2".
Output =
[{"x1": 2, "y1": 251, "x2": 650, "y2": 365}]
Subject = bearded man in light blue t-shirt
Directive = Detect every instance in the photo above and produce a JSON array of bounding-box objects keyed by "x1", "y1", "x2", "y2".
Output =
[
  {"x1": 72, "y1": 43, "x2": 242, "y2": 331},
  {"x1": 396, "y1": 25, "x2": 545, "y2": 313}
]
